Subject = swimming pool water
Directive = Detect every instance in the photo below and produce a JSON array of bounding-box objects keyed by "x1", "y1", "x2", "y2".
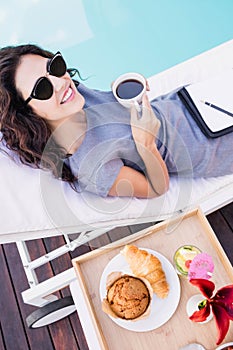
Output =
[{"x1": 1, "y1": 0, "x2": 233, "y2": 90}]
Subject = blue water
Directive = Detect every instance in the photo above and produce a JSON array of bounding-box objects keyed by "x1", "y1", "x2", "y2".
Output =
[{"x1": 1, "y1": 0, "x2": 233, "y2": 90}]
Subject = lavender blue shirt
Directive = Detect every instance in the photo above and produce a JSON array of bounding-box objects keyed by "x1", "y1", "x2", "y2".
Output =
[{"x1": 65, "y1": 84, "x2": 233, "y2": 197}]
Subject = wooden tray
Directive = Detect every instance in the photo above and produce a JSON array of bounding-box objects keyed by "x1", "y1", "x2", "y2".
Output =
[{"x1": 72, "y1": 208, "x2": 233, "y2": 350}]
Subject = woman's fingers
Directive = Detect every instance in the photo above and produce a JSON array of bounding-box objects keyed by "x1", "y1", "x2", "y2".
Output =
[
  {"x1": 131, "y1": 93, "x2": 160, "y2": 131},
  {"x1": 131, "y1": 94, "x2": 152, "y2": 123},
  {"x1": 146, "y1": 79, "x2": 150, "y2": 91},
  {"x1": 130, "y1": 103, "x2": 140, "y2": 123},
  {"x1": 142, "y1": 93, "x2": 151, "y2": 109}
]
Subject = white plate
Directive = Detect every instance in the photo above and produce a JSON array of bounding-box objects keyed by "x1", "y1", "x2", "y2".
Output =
[
  {"x1": 99, "y1": 248, "x2": 181, "y2": 332},
  {"x1": 216, "y1": 342, "x2": 233, "y2": 350}
]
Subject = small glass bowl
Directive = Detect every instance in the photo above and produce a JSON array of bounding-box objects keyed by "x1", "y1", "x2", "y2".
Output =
[{"x1": 173, "y1": 245, "x2": 202, "y2": 277}]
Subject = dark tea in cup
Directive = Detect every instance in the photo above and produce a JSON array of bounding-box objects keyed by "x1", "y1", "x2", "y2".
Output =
[
  {"x1": 116, "y1": 79, "x2": 144, "y2": 99},
  {"x1": 112, "y1": 72, "x2": 146, "y2": 109}
]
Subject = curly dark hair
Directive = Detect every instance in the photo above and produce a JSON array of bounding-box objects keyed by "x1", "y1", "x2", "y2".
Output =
[{"x1": 0, "y1": 44, "x2": 78, "y2": 187}]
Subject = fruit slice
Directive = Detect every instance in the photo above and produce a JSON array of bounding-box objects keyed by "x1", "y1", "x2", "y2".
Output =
[{"x1": 173, "y1": 245, "x2": 201, "y2": 276}]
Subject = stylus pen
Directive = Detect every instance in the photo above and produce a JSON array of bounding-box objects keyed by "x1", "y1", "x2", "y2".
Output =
[{"x1": 200, "y1": 100, "x2": 233, "y2": 118}]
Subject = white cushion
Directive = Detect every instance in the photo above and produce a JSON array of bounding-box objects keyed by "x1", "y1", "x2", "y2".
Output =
[{"x1": 1, "y1": 39, "x2": 233, "y2": 243}]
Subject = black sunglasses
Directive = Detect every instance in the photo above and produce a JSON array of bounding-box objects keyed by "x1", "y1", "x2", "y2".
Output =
[{"x1": 25, "y1": 52, "x2": 67, "y2": 105}]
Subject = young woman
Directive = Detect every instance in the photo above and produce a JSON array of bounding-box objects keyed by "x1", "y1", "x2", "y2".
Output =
[{"x1": 0, "y1": 44, "x2": 232, "y2": 198}]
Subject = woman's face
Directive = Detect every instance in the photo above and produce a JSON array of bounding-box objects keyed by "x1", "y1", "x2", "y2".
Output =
[{"x1": 15, "y1": 53, "x2": 85, "y2": 128}]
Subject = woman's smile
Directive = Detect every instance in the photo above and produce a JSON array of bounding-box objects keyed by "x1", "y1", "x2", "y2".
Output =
[{"x1": 61, "y1": 86, "x2": 75, "y2": 104}]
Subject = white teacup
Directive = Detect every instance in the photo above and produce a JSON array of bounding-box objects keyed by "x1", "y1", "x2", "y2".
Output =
[{"x1": 112, "y1": 72, "x2": 146, "y2": 111}]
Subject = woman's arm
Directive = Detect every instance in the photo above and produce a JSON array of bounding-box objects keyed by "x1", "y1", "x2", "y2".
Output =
[
  {"x1": 108, "y1": 94, "x2": 169, "y2": 198},
  {"x1": 108, "y1": 165, "x2": 167, "y2": 198},
  {"x1": 131, "y1": 94, "x2": 169, "y2": 196}
]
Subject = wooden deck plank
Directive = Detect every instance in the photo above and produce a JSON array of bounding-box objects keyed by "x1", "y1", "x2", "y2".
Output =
[
  {"x1": 108, "y1": 226, "x2": 132, "y2": 242},
  {"x1": 3, "y1": 241, "x2": 55, "y2": 350},
  {"x1": 128, "y1": 221, "x2": 158, "y2": 234},
  {"x1": 207, "y1": 203, "x2": 233, "y2": 265},
  {"x1": 42, "y1": 236, "x2": 80, "y2": 350},
  {"x1": 0, "y1": 325, "x2": 6, "y2": 350},
  {"x1": 88, "y1": 233, "x2": 111, "y2": 250},
  {"x1": 43, "y1": 236, "x2": 89, "y2": 350},
  {"x1": 0, "y1": 245, "x2": 30, "y2": 350},
  {"x1": 221, "y1": 202, "x2": 233, "y2": 230}
]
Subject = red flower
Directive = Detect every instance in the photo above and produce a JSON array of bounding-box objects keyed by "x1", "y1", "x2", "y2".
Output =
[{"x1": 189, "y1": 279, "x2": 233, "y2": 345}]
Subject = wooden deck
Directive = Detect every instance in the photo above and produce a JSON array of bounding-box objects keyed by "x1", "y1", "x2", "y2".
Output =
[{"x1": 0, "y1": 203, "x2": 232, "y2": 350}]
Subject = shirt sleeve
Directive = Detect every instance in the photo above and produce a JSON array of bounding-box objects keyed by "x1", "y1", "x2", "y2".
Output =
[{"x1": 74, "y1": 157, "x2": 124, "y2": 197}]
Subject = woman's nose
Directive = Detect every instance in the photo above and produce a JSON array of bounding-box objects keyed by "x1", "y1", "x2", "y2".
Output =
[{"x1": 49, "y1": 75, "x2": 66, "y2": 92}]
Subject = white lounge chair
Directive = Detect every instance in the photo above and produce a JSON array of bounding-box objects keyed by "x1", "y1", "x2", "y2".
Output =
[{"x1": 0, "y1": 39, "x2": 232, "y2": 327}]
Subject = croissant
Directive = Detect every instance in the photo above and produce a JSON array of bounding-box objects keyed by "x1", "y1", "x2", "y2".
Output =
[{"x1": 121, "y1": 245, "x2": 169, "y2": 298}]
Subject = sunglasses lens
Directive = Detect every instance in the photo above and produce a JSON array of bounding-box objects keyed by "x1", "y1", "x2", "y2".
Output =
[
  {"x1": 49, "y1": 54, "x2": 67, "y2": 77},
  {"x1": 25, "y1": 53, "x2": 67, "y2": 104},
  {"x1": 33, "y1": 77, "x2": 53, "y2": 100}
]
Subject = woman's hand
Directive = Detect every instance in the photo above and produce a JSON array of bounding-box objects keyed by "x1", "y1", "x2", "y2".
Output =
[
  {"x1": 130, "y1": 94, "x2": 161, "y2": 149},
  {"x1": 129, "y1": 93, "x2": 169, "y2": 196},
  {"x1": 108, "y1": 86, "x2": 169, "y2": 199}
]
